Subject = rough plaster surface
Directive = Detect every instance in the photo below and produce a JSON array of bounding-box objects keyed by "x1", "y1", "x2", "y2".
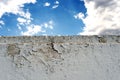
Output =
[{"x1": 0, "y1": 36, "x2": 120, "y2": 80}]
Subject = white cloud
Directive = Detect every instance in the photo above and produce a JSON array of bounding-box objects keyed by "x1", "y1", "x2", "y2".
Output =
[
  {"x1": 0, "y1": 0, "x2": 55, "y2": 35},
  {"x1": 44, "y1": 2, "x2": 50, "y2": 7},
  {"x1": 0, "y1": 0, "x2": 36, "y2": 31},
  {"x1": 0, "y1": 20, "x2": 4, "y2": 25},
  {"x1": 52, "y1": 1, "x2": 59, "y2": 9},
  {"x1": 17, "y1": 10, "x2": 33, "y2": 31},
  {"x1": 21, "y1": 25, "x2": 43, "y2": 36},
  {"x1": 0, "y1": 0, "x2": 36, "y2": 18},
  {"x1": 52, "y1": 5, "x2": 59, "y2": 9},
  {"x1": 43, "y1": 20, "x2": 54, "y2": 29},
  {"x1": 17, "y1": 11, "x2": 32, "y2": 25},
  {"x1": 21, "y1": 20, "x2": 54, "y2": 35},
  {"x1": 80, "y1": 0, "x2": 120, "y2": 35},
  {"x1": 0, "y1": 20, "x2": 4, "y2": 29},
  {"x1": 17, "y1": 17, "x2": 27, "y2": 24},
  {"x1": 17, "y1": 24, "x2": 22, "y2": 30},
  {"x1": 55, "y1": 1, "x2": 59, "y2": 4},
  {"x1": 74, "y1": 13, "x2": 84, "y2": 20},
  {"x1": 21, "y1": 10, "x2": 31, "y2": 20}
]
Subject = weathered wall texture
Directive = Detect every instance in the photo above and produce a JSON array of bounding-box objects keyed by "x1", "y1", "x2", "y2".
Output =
[{"x1": 0, "y1": 36, "x2": 120, "y2": 80}]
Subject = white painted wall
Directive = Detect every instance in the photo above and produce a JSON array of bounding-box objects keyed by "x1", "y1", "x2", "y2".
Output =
[{"x1": 0, "y1": 36, "x2": 120, "y2": 80}]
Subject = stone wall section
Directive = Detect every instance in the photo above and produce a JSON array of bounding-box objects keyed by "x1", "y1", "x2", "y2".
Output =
[{"x1": 0, "y1": 36, "x2": 120, "y2": 80}]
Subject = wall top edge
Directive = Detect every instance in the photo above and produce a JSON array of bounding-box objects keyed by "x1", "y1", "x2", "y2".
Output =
[{"x1": 0, "y1": 35, "x2": 120, "y2": 44}]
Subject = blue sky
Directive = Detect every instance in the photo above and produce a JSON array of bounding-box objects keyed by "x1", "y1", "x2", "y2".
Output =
[
  {"x1": 0, "y1": 0, "x2": 86, "y2": 36},
  {"x1": 0, "y1": 0, "x2": 120, "y2": 36}
]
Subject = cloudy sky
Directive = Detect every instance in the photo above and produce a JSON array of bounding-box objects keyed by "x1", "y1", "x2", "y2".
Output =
[{"x1": 0, "y1": 0, "x2": 120, "y2": 36}]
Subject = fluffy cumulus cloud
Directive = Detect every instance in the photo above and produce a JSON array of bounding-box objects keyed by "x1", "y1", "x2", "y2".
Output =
[
  {"x1": 0, "y1": 0, "x2": 36, "y2": 33},
  {"x1": 21, "y1": 20, "x2": 54, "y2": 36},
  {"x1": 44, "y1": 1, "x2": 59, "y2": 9},
  {"x1": 0, "y1": 0, "x2": 36, "y2": 18},
  {"x1": 0, "y1": 20, "x2": 4, "y2": 25},
  {"x1": 0, "y1": 20, "x2": 4, "y2": 28},
  {"x1": 17, "y1": 10, "x2": 32, "y2": 27},
  {"x1": 74, "y1": 13, "x2": 84, "y2": 20},
  {"x1": 21, "y1": 25, "x2": 43, "y2": 35},
  {"x1": 52, "y1": 1, "x2": 59, "y2": 9},
  {"x1": 44, "y1": 2, "x2": 50, "y2": 7},
  {"x1": 0, "y1": 0, "x2": 54, "y2": 36},
  {"x1": 78, "y1": 0, "x2": 120, "y2": 35},
  {"x1": 43, "y1": 20, "x2": 54, "y2": 29}
]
